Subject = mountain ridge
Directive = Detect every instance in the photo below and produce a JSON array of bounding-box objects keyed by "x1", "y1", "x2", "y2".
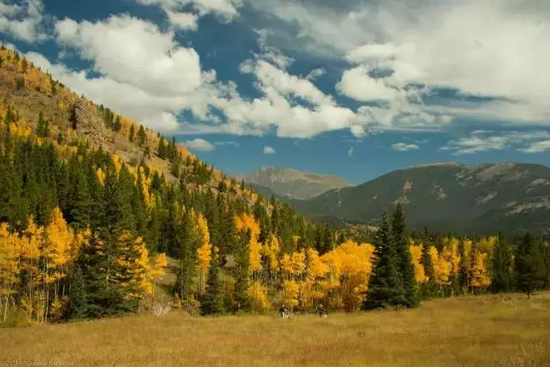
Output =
[
  {"x1": 233, "y1": 166, "x2": 351, "y2": 200},
  {"x1": 292, "y1": 161, "x2": 550, "y2": 234}
]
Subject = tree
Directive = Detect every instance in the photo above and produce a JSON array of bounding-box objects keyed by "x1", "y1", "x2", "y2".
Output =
[
  {"x1": 114, "y1": 116, "x2": 122, "y2": 132},
  {"x1": 36, "y1": 112, "x2": 49, "y2": 138},
  {"x1": 138, "y1": 125, "x2": 147, "y2": 147},
  {"x1": 515, "y1": 233, "x2": 545, "y2": 298},
  {"x1": 391, "y1": 204, "x2": 419, "y2": 308},
  {"x1": 491, "y1": 235, "x2": 514, "y2": 293},
  {"x1": 234, "y1": 230, "x2": 252, "y2": 313},
  {"x1": 129, "y1": 125, "x2": 135, "y2": 142},
  {"x1": 420, "y1": 242, "x2": 437, "y2": 299},
  {"x1": 200, "y1": 247, "x2": 223, "y2": 316},
  {"x1": 363, "y1": 213, "x2": 405, "y2": 310}
]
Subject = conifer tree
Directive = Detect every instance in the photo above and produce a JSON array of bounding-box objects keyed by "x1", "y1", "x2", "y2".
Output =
[
  {"x1": 491, "y1": 235, "x2": 514, "y2": 293},
  {"x1": 129, "y1": 125, "x2": 135, "y2": 142},
  {"x1": 363, "y1": 213, "x2": 405, "y2": 310},
  {"x1": 138, "y1": 125, "x2": 147, "y2": 147},
  {"x1": 234, "y1": 230, "x2": 252, "y2": 313},
  {"x1": 114, "y1": 116, "x2": 122, "y2": 132},
  {"x1": 515, "y1": 233, "x2": 545, "y2": 298},
  {"x1": 391, "y1": 204, "x2": 419, "y2": 308},
  {"x1": 200, "y1": 247, "x2": 223, "y2": 316},
  {"x1": 36, "y1": 112, "x2": 49, "y2": 138}
]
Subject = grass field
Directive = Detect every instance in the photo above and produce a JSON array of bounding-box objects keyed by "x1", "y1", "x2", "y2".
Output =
[{"x1": 1, "y1": 293, "x2": 549, "y2": 367}]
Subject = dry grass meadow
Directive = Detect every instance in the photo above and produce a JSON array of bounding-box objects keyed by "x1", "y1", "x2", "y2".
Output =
[{"x1": 1, "y1": 293, "x2": 549, "y2": 367}]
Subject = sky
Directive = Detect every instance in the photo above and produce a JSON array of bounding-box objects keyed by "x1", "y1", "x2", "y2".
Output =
[{"x1": 1, "y1": 0, "x2": 549, "y2": 184}]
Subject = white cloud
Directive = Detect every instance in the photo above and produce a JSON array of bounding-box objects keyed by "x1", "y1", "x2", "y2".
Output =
[
  {"x1": 166, "y1": 11, "x2": 198, "y2": 30},
  {"x1": 54, "y1": 15, "x2": 202, "y2": 97},
  {"x1": 0, "y1": 0, "x2": 47, "y2": 42},
  {"x1": 442, "y1": 130, "x2": 550, "y2": 155},
  {"x1": 263, "y1": 146, "x2": 276, "y2": 154},
  {"x1": 350, "y1": 125, "x2": 365, "y2": 138},
  {"x1": 306, "y1": 68, "x2": 325, "y2": 80},
  {"x1": 347, "y1": 146, "x2": 354, "y2": 158},
  {"x1": 522, "y1": 141, "x2": 550, "y2": 153},
  {"x1": 214, "y1": 141, "x2": 240, "y2": 146},
  {"x1": 337, "y1": 65, "x2": 401, "y2": 102},
  {"x1": 392, "y1": 143, "x2": 420, "y2": 152},
  {"x1": 252, "y1": 0, "x2": 550, "y2": 128},
  {"x1": 181, "y1": 138, "x2": 216, "y2": 151},
  {"x1": 135, "y1": 0, "x2": 242, "y2": 26}
]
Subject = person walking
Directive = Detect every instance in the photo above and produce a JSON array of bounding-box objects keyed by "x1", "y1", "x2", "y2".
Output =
[{"x1": 279, "y1": 304, "x2": 288, "y2": 319}]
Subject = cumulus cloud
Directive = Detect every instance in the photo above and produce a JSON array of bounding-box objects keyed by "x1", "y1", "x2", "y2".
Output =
[
  {"x1": 180, "y1": 138, "x2": 216, "y2": 151},
  {"x1": 251, "y1": 0, "x2": 550, "y2": 129},
  {"x1": 522, "y1": 141, "x2": 550, "y2": 153},
  {"x1": 0, "y1": 0, "x2": 47, "y2": 42},
  {"x1": 54, "y1": 15, "x2": 202, "y2": 97},
  {"x1": 263, "y1": 146, "x2": 276, "y2": 154},
  {"x1": 214, "y1": 141, "x2": 240, "y2": 147},
  {"x1": 441, "y1": 130, "x2": 550, "y2": 155},
  {"x1": 392, "y1": 143, "x2": 420, "y2": 152},
  {"x1": 135, "y1": 0, "x2": 242, "y2": 26}
]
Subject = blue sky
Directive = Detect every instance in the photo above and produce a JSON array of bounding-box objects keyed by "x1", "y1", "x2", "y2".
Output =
[{"x1": 1, "y1": 0, "x2": 549, "y2": 184}]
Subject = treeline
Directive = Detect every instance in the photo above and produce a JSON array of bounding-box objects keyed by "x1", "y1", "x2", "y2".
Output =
[{"x1": 0, "y1": 104, "x2": 339, "y2": 324}]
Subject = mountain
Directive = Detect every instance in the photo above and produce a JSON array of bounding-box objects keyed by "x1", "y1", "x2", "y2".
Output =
[
  {"x1": 234, "y1": 166, "x2": 351, "y2": 200},
  {"x1": 292, "y1": 162, "x2": 550, "y2": 234}
]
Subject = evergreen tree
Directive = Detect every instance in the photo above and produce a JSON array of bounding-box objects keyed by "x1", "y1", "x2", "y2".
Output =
[
  {"x1": 157, "y1": 138, "x2": 167, "y2": 159},
  {"x1": 491, "y1": 235, "x2": 515, "y2": 293},
  {"x1": 69, "y1": 265, "x2": 87, "y2": 319},
  {"x1": 363, "y1": 213, "x2": 405, "y2": 310},
  {"x1": 129, "y1": 125, "x2": 135, "y2": 142},
  {"x1": 234, "y1": 230, "x2": 252, "y2": 313},
  {"x1": 174, "y1": 208, "x2": 199, "y2": 303},
  {"x1": 36, "y1": 112, "x2": 49, "y2": 138},
  {"x1": 391, "y1": 204, "x2": 419, "y2": 308},
  {"x1": 200, "y1": 249, "x2": 223, "y2": 316},
  {"x1": 114, "y1": 116, "x2": 122, "y2": 131},
  {"x1": 515, "y1": 233, "x2": 545, "y2": 298},
  {"x1": 138, "y1": 125, "x2": 147, "y2": 146}
]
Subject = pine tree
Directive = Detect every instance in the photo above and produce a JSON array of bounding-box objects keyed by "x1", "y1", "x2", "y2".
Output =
[
  {"x1": 363, "y1": 213, "x2": 405, "y2": 310},
  {"x1": 69, "y1": 265, "x2": 87, "y2": 319},
  {"x1": 129, "y1": 125, "x2": 135, "y2": 142},
  {"x1": 391, "y1": 204, "x2": 418, "y2": 308},
  {"x1": 491, "y1": 235, "x2": 514, "y2": 293},
  {"x1": 36, "y1": 112, "x2": 49, "y2": 138},
  {"x1": 200, "y1": 248, "x2": 223, "y2": 316},
  {"x1": 234, "y1": 230, "x2": 252, "y2": 313},
  {"x1": 515, "y1": 233, "x2": 545, "y2": 298},
  {"x1": 138, "y1": 125, "x2": 147, "y2": 147},
  {"x1": 113, "y1": 116, "x2": 122, "y2": 132}
]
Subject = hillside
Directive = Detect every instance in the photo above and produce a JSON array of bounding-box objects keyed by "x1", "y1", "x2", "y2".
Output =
[
  {"x1": 234, "y1": 166, "x2": 351, "y2": 200},
  {"x1": 0, "y1": 46, "x2": 341, "y2": 324},
  {"x1": 293, "y1": 162, "x2": 550, "y2": 234}
]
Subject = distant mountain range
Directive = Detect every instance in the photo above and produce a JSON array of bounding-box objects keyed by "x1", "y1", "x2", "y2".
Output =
[
  {"x1": 234, "y1": 166, "x2": 351, "y2": 200},
  {"x1": 289, "y1": 162, "x2": 550, "y2": 235}
]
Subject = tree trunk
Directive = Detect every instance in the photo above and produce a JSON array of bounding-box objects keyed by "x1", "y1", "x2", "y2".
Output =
[{"x1": 3, "y1": 295, "x2": 9, "y2": 323}]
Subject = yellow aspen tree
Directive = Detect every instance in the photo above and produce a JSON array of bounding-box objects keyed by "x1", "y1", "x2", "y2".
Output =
[
  {"x1": 196, "y1": 213, "x2": 212, "y2": 294},
  {"x1": 247, "y1": 281, "x2": 269, "y2": 311},
  {"x1": 149, "y1": 253, "x2": 168, "y2": 299},
  {"x1": 43, "y1": 207, "x2": 75, "y2": 322},
  {"x1": 471, "y1": 252, "x2": 491, "y2": 290},
  {"x1": 0, "y1": 224, "x2": 22, "y2": 323},
  {"x1": 429, "y1": 246, "x2": 451, "y2": 285},
  {"x1": 20, "y1": 217, "x2": 45, "y2": 324},
  {"x1": 96, "y1": 168, "x2": 106, "y2": 185},
  {"x1": 409, "y1": 243, "x2": 428, "y2": 283}
]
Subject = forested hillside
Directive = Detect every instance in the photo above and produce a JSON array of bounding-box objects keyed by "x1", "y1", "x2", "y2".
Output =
[{"x1": 1, "y1": 46, "x2": 549, "y2": 327}]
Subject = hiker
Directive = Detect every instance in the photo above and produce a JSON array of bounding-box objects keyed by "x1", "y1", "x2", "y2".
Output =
[
  {"x1": 279, "y1": 304, "x2": 288, "y2": 319},
  {"x1": 317, "y1": 304, "x2": 327, "y2": 318}
]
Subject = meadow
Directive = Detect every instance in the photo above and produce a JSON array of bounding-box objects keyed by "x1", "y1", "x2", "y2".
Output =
[{"x1": 1, "y1": 293, "x2": 549, "y2": 367}]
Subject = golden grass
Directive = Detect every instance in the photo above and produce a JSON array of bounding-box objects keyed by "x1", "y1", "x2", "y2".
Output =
[{"x1": 1, "y1": 293, "x2": 549, "y2": 367}]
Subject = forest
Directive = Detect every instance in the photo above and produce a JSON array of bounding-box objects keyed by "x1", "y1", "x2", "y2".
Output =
[{"x1": 1, "y1": 47, "x2": 550, "y2": 326}]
